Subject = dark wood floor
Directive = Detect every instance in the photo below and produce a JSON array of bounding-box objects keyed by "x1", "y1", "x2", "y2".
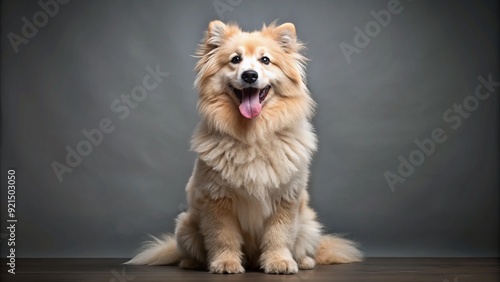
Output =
[{"x1": 1, "y1": 258, "x2": 498, "y2": 282}]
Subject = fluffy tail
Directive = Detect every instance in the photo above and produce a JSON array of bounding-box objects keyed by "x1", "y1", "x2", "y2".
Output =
[
  {"x1": 124, "y1": 234, "x2": 182, "y2": 265},
  {"x1": 315, "y1": 234, "x2": 363, "y2": 264}
]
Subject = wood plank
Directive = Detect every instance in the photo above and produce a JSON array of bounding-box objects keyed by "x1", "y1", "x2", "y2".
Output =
[{"x1": 1, "y1": 258, "x2": 498, "y2": 282}]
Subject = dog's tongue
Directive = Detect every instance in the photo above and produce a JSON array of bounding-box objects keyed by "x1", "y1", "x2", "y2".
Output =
[{"x1": 239, "y1": 88, "x2": 261, "y2": 119}]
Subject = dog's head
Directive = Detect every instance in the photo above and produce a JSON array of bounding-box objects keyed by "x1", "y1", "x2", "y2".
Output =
[{"x1": 194, "y1": 21, "x2": 315, "y2": 140}]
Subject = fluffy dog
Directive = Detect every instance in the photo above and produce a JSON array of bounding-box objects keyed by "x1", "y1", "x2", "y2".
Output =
[{"x1": 126, "y1": 21, "x2": 363, "y2": 274}]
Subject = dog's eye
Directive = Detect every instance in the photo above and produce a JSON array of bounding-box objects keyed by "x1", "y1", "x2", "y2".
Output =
[
  {"x1": 231, "y1": 55, "x2": 241, "y2": 64},
  {"x1": 260, "y1": 56, "x2": 270, "y2": 65}
]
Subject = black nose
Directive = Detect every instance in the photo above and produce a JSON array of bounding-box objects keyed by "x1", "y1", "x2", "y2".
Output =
[{"x1": 241, "y1": 70, "x2": 258, "y2": 84}]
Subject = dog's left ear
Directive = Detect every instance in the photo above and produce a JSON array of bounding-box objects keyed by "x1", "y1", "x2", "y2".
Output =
[{"x1": 272, "y1": 23, "x2": 297, "y2": 50}]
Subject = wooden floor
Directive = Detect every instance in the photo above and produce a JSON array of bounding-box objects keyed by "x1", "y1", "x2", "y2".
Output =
[{"x1": 1, "y1": 258, "x2": 498, "y2": 282}]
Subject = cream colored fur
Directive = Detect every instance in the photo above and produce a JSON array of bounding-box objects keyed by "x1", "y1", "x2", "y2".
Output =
[{"x1": 126, "y1": 21, "x2": 363, "y2": 274}]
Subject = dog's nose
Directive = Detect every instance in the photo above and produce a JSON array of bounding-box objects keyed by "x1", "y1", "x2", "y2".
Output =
[{"x1": 241, "y1": 70, "x2": 258, "y2": 84}]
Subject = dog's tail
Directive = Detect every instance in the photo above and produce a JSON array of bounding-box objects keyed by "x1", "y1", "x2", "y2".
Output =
[
  {"x1": 315, "y1": 234, "x2": 364, "y2": 264},
  {"x1": 124, "y1": 234, "x2": 182, "y2": 265}
]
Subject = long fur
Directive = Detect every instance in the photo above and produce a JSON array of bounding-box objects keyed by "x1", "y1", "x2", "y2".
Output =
[
  {"x1": 125, "y1": 234, "x2": 181, "y2": 265},
  {"x1": 126, "y1": 21, "x2": 363, "y2": 274}
]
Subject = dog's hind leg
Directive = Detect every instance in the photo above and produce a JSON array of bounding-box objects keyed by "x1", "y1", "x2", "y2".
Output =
[
  {"x1": 175, "y1": 211, "x2": 207, "y2": 269},
  {"x1": 293, "y1": 198, "x2": 322, "y2": 270}
]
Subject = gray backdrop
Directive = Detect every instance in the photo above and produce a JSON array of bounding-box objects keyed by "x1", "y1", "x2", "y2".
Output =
[{"x1": 1, "y1": 0, "x2": 498, "y2": 258}]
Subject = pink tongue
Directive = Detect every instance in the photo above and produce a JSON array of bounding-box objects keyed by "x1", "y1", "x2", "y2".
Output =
[{"x1": 239, "y1": 89, "x2": 261, "y2": 119}]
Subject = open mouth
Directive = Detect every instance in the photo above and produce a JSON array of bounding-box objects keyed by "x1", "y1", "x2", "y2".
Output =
[{"x1": 231, "y1": 85, "x2": 271, "y2": 119}]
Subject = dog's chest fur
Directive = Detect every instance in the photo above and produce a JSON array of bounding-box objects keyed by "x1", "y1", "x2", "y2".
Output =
[
  {"x1": 193, "y1": 122, "x2": 316, "y2": 186},
  {"x1": 191, "y1": 122, "x2": 317, "y2": 232}
]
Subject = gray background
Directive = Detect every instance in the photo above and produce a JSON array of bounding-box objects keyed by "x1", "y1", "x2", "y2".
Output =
[{"x1": 1, "y1": 0, "x2": 498, "y2": 258}]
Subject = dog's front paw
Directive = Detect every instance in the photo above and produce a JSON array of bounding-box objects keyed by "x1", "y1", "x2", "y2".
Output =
[
  {"x1": 209, "y1": 259, "x2": 245, "y2": 274},
  {"x1": 262, "y1": 257, "x2": 298, "y2": 274},
  {"x1": 298, "y1": 256, "x2": 316, "y2": 270}
]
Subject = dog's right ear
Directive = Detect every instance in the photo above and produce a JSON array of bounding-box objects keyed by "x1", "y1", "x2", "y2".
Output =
[
  {"x1": 206, "y1": 20, "x2": 227, "y2": 48},
  {"x1": 196, "y1": 21, "x2": 239, "y2": 57}
]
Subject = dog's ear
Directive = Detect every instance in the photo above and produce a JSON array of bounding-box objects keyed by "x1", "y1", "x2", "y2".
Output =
[
  {"x1": 206, "y1": 20, "x2": 227, "y2": 48},
  {"x1": 272, "y1": 23, "x2": 297, "y2": 50}
]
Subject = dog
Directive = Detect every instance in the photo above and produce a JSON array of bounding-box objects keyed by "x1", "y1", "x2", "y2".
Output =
[{"x1": 126, "y1": 21, "x2": 363, "y2": 274}]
